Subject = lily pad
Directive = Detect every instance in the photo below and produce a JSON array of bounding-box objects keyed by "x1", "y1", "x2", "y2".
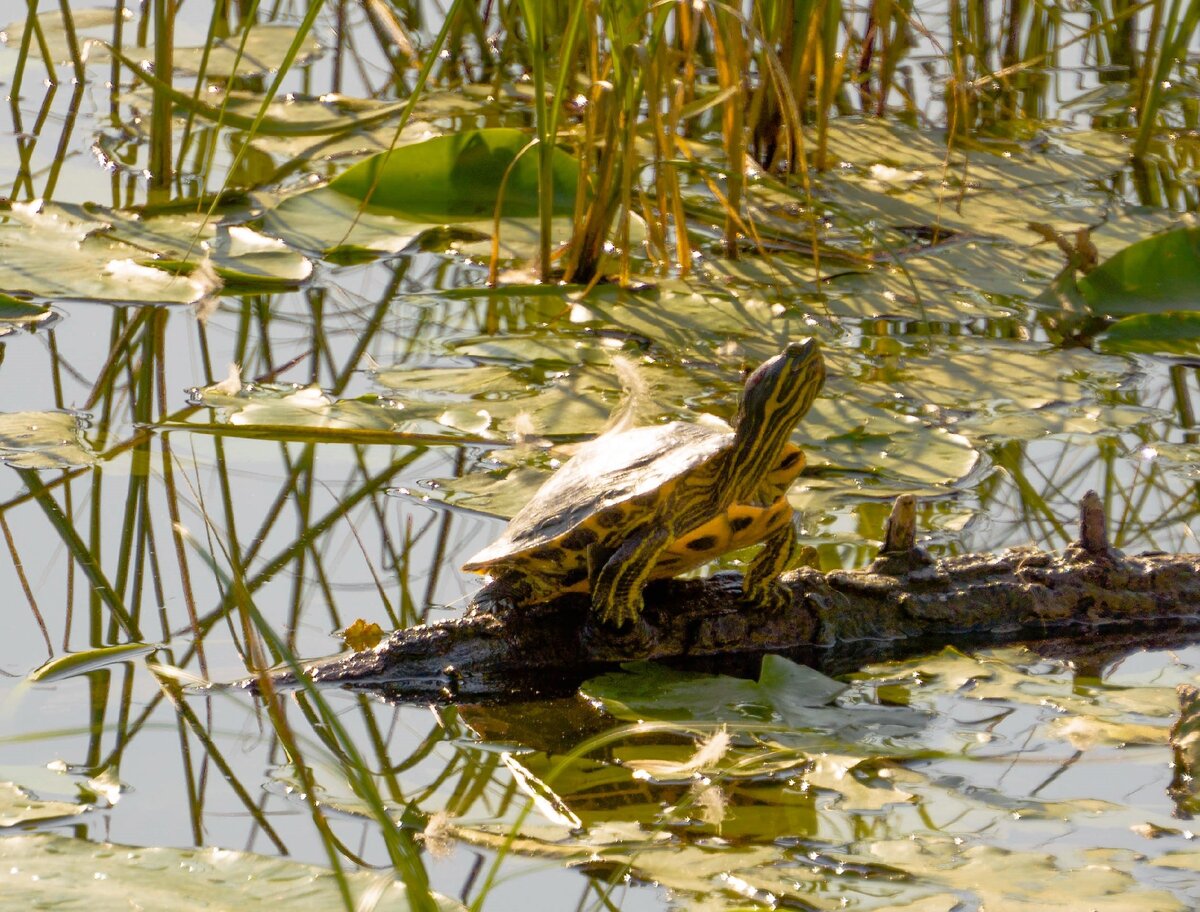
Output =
[
  {"x1": 806, "y1": 396, "x2": 980, "y2": 487},
  {"x1": 262, "y1": 128, "x2": 580, "y2": 257},
  {"x1": 1101, "y1": 312, "x2": 1200, "y2": 355},
  {"x1": 0, "y1": 833, "x2": 464, "y2": 911},
  {"x1": 173, "y1": 24, "x2": 323, "y2": 78},
  {"x1": 0, "y1": 201, "x2": 221, "y2": 305},
  {"x1": 0, "y1": 295, "x2": 53, "y2": 335},
  {"x1": 870, "y1": 838, "x2": 1185, "y2": 912},
  {"x1": 1079, "y1": 226, "x2": 1200, "y2": 316},
  {"x1": 196, "y1": 383, "x2": 410, "y2": 432},
  {"x1": 0, "y1": 764, "x2": 120, "y2": 828},
  {"x1": 583, "y1": 655, "x2": 931, "y2": 754},
  {"x1": 0, "y1": 8, "x2": 122, "y2": 64},
  {"x1": 0, "y1": 411, "x2": 95, "y2": 469},
  {"x1": 817, "y1": 120, "x2": 1126, "y2": 187},
  {"x1": 815, "y1": 166, "x2": 1107, "y2": 248},
  {"x1": 0, "y1": 782, "x2": 91, "y2": 827},
  {"x1": 895, "y1": 345, "x2": 1129, "y2": 411},
  {"x1": 102, "y1": 210, "x2": 311, "y2": 288},
  {"x1": 192, "y1": 368, "x2": 627, "y2": 443}
]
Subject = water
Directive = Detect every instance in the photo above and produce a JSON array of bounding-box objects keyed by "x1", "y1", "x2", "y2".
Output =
[{"x1": 1, "y1": 2, "x2": 1199, "y2": 909}]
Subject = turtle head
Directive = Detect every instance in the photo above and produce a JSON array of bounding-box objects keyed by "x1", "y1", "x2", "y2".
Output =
[
  {"x1": 727, "y1": 340, "x2": 825, "y2": 495},
  {"x1": 735, "y1": 339, "x2": 825, "y2": 433}
]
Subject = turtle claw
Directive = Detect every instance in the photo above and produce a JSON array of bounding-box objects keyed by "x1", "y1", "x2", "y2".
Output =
[{"x1": 754, "y1": 580, "x2": 795, "y2": 615}]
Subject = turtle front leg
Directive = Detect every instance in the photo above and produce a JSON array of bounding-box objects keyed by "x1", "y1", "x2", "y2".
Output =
[
  {"x1": 591, "y1": 528, "x2": 671, "y2": 629},
  {"x1": 743, "y1": 518, "x2": 799, "y2": 612}
]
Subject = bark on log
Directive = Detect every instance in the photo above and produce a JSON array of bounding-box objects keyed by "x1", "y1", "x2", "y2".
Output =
[{"x1": 244, "y1": 492, "x2": 1200, "y2": 701}]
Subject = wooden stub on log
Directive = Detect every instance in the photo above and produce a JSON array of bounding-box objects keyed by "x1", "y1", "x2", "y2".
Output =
[
  {"x1": 1070, "y1": 489, "x2": 1121, "y2": 563},
  {"x1": 869, "y1": 494, "x2": 932, "y2": 575}
]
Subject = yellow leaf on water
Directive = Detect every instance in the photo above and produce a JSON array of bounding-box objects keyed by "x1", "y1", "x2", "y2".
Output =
[{"x1": 340, "y1": 619, "x2": 385, "y2": 652}]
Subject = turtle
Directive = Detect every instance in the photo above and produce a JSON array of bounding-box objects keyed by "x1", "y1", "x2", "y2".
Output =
[{"x1": 462, "y1": 339, "x2": 826, "y2": 630}]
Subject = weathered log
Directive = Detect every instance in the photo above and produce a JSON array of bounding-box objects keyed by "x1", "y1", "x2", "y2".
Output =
[{"x1": 244, "y1": 492, "x2": 1200, "y2": 701}]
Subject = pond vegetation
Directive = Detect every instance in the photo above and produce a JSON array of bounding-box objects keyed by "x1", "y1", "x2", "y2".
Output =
[{"x1": 1, "y1": 1, "x2": 1200, "y2": 909}]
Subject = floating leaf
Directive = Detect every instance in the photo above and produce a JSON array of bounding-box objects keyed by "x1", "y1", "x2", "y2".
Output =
[
  {"x1": 0, "y1": 833, "x2": 465, "y2": 911},
  {"x1": 870, "y1": 344, "x2": 1130, "y2": 413},
  {"x1": 1100, "y1": 312, "x2": 1200, "y2": 355},
  {"x1": 340, "y1": 619, "x2": 385, "y2": 652},
  {"x1": 0, "y1": 294, "x2": 53, "y2": 337},
  {"x1": 584, "y1": 655, "x2": 931, "y2": 754},
  {"x1": 0, "y1": 764, "x2": 120, "y2": 824},
  {"x1": 0, "y1": 294, "x2": 52, "y2": 323},
  {"x1": 328, "y1": 128, "x2": 577, "y2": 220},
  {"x1": 104, "y1": 211, "x2": 312, "y2": 289},
  {"x1": 0, "y1": 201, "x2": 219, "y2": 305},
  {"x1": 27, "y1": 642, "x2": 161, "y2": 683},
  {"x1": 0, "y1": 8, "x2": 122, "y2": 63},
  {"x1": 871, "y1": 839, "x2": 1185, "y2": 912},
  {"x1": 1079, "y1": 226, "x2": 1200, "y2": 316},
  {"x1": 1087, "y1": 209, "x2": 1194, "y2": 260},
  {"x1": 190, "y1": 379, "x2": 498, "y2": 444},
  {"x1": 1151, "y1": 852, "x2": 1200, "y2": 873},
  {"x1": 0, "y1": 782, "x2": 91, "y2": 827},
  {"x1": 263, "y1": 128, "x2": 579, "y2": 256},
  {"x1": 173, "y1": 24, "x2": 323, "y2": 78},
  {"x1": 0, "y1": 411, "x2": 95, "y2": 469},
  {"x1": 818, "y1": 120, "x2": 1126, "y2": 187},
  {"x1": 805, "y1": 397, "x2": 979, "y2": 488},
  {"x1": 584, "y1": 661, "x2": 771, "y2": 724}
]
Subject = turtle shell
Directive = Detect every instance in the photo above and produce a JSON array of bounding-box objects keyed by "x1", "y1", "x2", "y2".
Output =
[{"x1": 463, "y1": 421, "x2": 731, "y2": 575}]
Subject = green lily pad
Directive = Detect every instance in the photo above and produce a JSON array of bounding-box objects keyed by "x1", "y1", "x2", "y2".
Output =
[
  {"x1": 1151, "y1": 853, "x2": 1200, "y2": 872},
  {"x1": 0, "y1": 294, "x2": 51, "y2": 320},
  {"x1": 1100, "y1": 312, "x2": 1200, "y2": 355},
  {"x1": 0, "y1": 411, "x2": 95, "y2": 469},
  {"x1": 1087, "y1": 209, "x2": 1194, "y2": 261},
  {"x1": 192, "y1": 371, "x2": 625, "y2": 444},
  {"x1": 329, "y1": 128, "x2": 577, "y2": 220},
  {"x1": 818, "y1": 120, "x2": 1126, "y2": 187},
  {"x1": 1079, "y1": 226, "x2": 1200, "y2": 316},
  {"x1": 197, "y1": 383, "x2": 410, "y2": 432},
  {"x1": 876, "y1": 345, "x2": 1130, "y2": 413},
  {"x1": 815, "y1": 166, "x2": 1106, "y2": 248},
  {"x1": 584, "y1": 661, "x2": 774, "y2": 723},
  {"x1": 262, "y1": 128, "x2": 580, "y2": 257},
  {"x1": 0, "y1": 294, "x2": 53, "y2": 335},
  {"x1": 0, "y1": 833, "x2": 464, "y2": 911},
  {"x1": 0, "y1": 764, "x2": 121, "y2": 828},
  {"x1": 805, "y1": 396, "x2": 980, "y2": 487},
  {"x1": 369, "y1": 364, "x2": 516, "y2": 397}
]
